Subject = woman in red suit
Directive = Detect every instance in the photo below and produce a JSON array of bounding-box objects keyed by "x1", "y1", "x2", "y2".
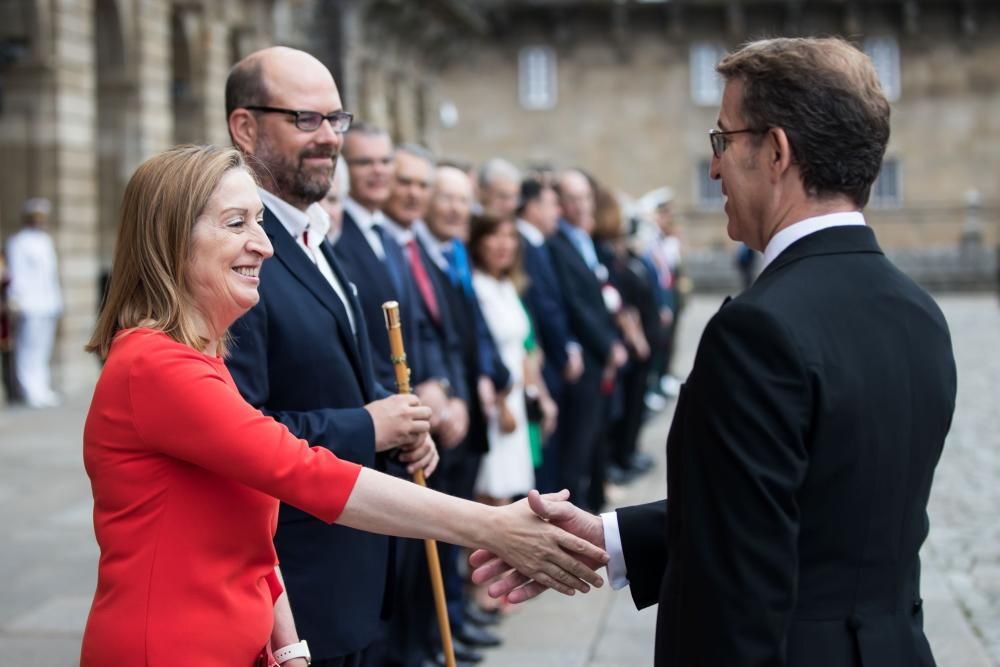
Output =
[{"x1": 80, "y1": 145, "x2": 608, "y2": 667}]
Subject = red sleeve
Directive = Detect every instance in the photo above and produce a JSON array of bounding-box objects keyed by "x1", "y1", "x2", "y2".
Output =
[
  {"x1": 265, "y1": 570, "x2": 284, "y2": 605},
  {"x1": 127, "y1": 335, "x2": 361, "y2": 524}
]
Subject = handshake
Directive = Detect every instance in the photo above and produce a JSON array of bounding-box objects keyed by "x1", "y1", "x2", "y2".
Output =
[{"x1": 470, "y1": 490, "x2": 608, "y2": 603}]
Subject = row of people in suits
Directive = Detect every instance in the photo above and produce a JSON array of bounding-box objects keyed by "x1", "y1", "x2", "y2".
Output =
[{"x1": 221, "y1": 48, "x2": 675, "y2": 663}]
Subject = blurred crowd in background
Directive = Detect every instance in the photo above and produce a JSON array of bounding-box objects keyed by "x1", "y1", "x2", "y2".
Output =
[{"x1": 296, "y1": 122, "x2": 691, "y2": 665}]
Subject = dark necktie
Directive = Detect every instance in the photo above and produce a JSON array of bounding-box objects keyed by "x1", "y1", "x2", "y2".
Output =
[
  {"x1": 407, "y1": 238, "x2": 440, "y2": 325},
  {"x1": 373, "y1": 224, "x2": 406, "y2": 298}
]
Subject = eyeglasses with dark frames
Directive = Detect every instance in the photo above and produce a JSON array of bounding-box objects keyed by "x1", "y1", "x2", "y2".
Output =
[
  {"x1": 709, "y1": 127, "x2": 768, "y2": 158},
  {"x1": 245, "y1": 106, "x2": 353, "y2": 133}
]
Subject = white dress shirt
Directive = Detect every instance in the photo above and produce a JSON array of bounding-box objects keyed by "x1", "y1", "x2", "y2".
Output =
[
  {"x1": 260, "y1": 188, "x2": 355, "y2": 333},
  {"x1": 601, "y1": 209, "x2": 868, "y2": 590},
  {"x1": 761, "y1": 210, "x2": 866, "y2": 271},
  {"x1": 381, "y1": 217, "x2": 417, "y2": 249},
  {"x1": 517, "y1": 219, "x2": 545, "y2": 248},
  {"x1": 343, "y1": 196, "x2": 388, "y2": 260},
  {"x1": 414, "y1": 222, "x2": 450, "y2": 273}
]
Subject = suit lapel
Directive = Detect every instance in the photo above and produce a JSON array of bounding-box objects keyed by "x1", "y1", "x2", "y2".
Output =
[
  {"x1": 320, "y1": 241, "x2": 375, "y2": 399},
  {"x1": 263, "y1": 208, "x2": 365, "y2": 387},
  {"x1": 756, "y1": 225, "x2": 884, "y2": 284}
]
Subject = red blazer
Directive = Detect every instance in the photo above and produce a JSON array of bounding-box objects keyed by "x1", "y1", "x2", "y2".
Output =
[{"x1": 81, "y1": 329, "x2": 362, "y2": 666}]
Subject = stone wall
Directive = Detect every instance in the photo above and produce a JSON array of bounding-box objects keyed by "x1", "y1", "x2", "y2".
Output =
[
  {"x1": 0, "y1": 0, "x2": 282, "y2": 397},
  {"x1": 427, "y1": 1, "x2": 1000, "y2": 253}
]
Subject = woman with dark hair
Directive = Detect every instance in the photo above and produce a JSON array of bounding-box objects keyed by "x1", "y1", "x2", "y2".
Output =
[
  {"x1": 467, "y1": 214, "x2": 553, "y2": 504},
  {"x1": 80, "y1": 146, "x2": 607, "y2": 667}
]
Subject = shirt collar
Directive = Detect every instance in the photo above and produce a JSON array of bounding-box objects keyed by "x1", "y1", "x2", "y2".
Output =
[
  {"x1": 259, "y1": 188, "x2": 331, "y2": 244},
  {"x1": 517, "y1": 219, "x2": 545, "y2": 247},
  {"x1": 344, "y1": 196, "x2": 386, "y2": 233},
  {"x1": 382, "y1": 216, "x2": 416, "y2": 246},
  {"x1": 415, "y1": 222, "x2": 449, "y2": 270},
  {"x1": 761, "y1": 211, "x2": 866, "y2": 270}
]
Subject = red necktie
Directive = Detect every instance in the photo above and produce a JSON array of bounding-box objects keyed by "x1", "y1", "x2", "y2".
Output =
[
  {"x1": 407, "y1": 238, "x2": 440, "y2": 325},
  {"x1": 302, "y1": 228, "x2": 317, "y2": 263}
]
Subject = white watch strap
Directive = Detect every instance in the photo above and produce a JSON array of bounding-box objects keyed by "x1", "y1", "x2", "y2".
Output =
[{"x1": 273, "y1": 639, "x2": 310, "y2": 665}]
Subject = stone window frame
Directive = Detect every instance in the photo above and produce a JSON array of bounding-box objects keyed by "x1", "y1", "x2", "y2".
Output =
[
  {"x1": 696, "y1": 158, "x2": 724, "y2": 210},
  {"x1": 864, "y1": 35, "x2": 902, "y2": 102},
  {"x1": 689, "y1": 41, "x2": 727, "y2": 107},
  {"x1": 518, "y1": 45, "x2": 558, "y2": 110},
  {"x1": 871, "y1": 157, "x2": 902, "y2": 209}
]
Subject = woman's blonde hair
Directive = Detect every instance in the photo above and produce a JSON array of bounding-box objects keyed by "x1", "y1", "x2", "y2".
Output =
[{"x1": 87, "y1": 145, "x2": 252, "y2": 359}]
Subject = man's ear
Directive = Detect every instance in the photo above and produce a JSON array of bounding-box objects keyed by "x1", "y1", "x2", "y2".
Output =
[
  {"x1": 228, "y1": 109, "x2": 258, "y2": 155},
  {"x1": 767, "y1": 127, "x2": 793, "y2": 180}
]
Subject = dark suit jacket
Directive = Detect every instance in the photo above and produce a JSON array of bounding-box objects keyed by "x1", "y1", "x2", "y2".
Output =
[
  {"x1": 426, "y1": 248, "x2": 491, "y2": 454},
  {"x1": 520, "y1": 232, "x2": 574, "y2": 396},
  {"x1": 334, "y1": 211, "x2": 445, "y2": 388},
  {"x1": 412, "y1": 234, "x2": 467, "y2": 400},
  {"x1": 616, "y1": 225, "x2": 957, "y2": 667},
  {"x1": 546, "y1": 224, "x2": 618, "y2": 369},
  {"x1": 226, "y1": 208, "x2": 390, "y2": 659}
]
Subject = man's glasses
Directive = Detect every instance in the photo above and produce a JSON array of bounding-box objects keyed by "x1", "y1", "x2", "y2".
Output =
[
  {"x1": 245, "y1": 106, "x2": 353, "y2": 133},
  {"x1": 709, "y1": 127, "x2": 767, "y2": 158}
]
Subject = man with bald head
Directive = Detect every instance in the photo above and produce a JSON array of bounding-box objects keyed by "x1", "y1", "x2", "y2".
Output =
[{"x1": 224, "y1": 47, "x2": 437, "y2": 667}]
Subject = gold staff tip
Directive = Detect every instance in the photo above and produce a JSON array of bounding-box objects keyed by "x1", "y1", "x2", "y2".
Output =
[{"x1": 382, "y1": 301, "x2": 401, "y2": 329}]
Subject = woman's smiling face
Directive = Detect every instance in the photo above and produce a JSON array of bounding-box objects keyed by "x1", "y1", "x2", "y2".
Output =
[{"x1": 187, "y1": 168, "x2": 273, "y2": 336}]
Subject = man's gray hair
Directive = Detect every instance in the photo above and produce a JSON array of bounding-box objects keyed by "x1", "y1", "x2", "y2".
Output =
[
  {"x1": 478, "y1": 158, "x2": 521, "y2": 190},
  {"x1": 396, "y1": 143, "x2": 437, "y2": 169}
]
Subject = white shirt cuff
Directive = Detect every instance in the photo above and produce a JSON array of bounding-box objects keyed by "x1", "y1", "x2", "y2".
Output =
[{"x1": 601, "y1": 511, "x2": 629, "y2": 590}]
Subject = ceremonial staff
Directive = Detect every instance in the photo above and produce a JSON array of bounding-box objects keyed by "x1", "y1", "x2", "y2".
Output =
[{"x1": 382, "y1": 301, "x2": 457, "y2": 667}]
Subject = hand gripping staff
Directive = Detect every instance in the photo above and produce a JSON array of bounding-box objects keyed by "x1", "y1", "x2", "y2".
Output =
[{"x1": 382, "y1": 301, "x2": 457, "y2": 667}]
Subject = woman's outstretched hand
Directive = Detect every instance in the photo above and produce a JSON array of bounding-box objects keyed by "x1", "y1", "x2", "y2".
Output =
[{"x1": 473, "y1": 490, "x2": 607, "y2": 602}]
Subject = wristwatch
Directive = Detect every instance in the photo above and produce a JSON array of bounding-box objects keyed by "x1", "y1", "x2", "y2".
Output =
[{"x1": 273, "y1": 640, "x2": 310, "y2": 665}]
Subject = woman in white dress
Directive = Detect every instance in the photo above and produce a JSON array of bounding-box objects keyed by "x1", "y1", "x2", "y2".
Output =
[{"x1": 469, "y1": 215, "x2": 535, "y2": 502}]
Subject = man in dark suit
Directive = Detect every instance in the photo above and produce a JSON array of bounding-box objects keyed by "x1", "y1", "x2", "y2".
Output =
[
  {"x1": 223, "y1": 47, "x2": 438, "y2": 667},
  {"x1": 376, "y1": 145, "x2": 506, "y2": 665},
  {"x1": 335, "y1": 125, "x2": 453, "y2": 423},
  {"x1": 515, "y1": 178, "x2": 583, "y2": 492},
  {"x1": 548, "y1": 169, "x2": 627, "y2": 511},
  {"x1": 421, "y1": 166, "x2": 514, "y2": 650},
  {"x1": 474, "y1": 37, "x2": 957, "y2": 667}
]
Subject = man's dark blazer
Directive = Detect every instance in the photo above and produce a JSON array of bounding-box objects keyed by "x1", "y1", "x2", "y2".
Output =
[
  {"x1": 412, "y1": 234, "x2": 467, "y2": 401},
  {"x1": 226, "y1": 207, "x2": 390, "y2": 659},
  {"x1": 519, "y1": 230, "x2": 574, "y2": 397},
  {"x1": 545, "y1": 224, "x2": 617, "y2": 369},
  {"x1": 616, "y1": 225, "x2": 957, "y2": 666},
  {"x1": 546, "y1": 222, "x2": 620, "y2": 507},
  {"x1": 334, "y1": 211, "x2": 446, "y2": 388}
]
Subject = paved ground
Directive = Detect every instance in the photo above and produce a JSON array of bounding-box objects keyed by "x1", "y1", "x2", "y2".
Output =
[{"x1": 0, "y1": 294, "x2": 996, "y2": 665}]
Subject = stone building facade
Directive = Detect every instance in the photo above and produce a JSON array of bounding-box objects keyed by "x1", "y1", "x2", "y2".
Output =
[
  {"x1": 0, "y1": 0, "x2": 475, "y2": 397},
  {"x1": 1, "y1": 0, "x2": 997, "y2": 396},
  {"x1": 425, "y1": 0, "x2": 1000, "y2": 253}
]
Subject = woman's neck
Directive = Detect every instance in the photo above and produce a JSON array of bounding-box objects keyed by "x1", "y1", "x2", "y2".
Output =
[{"x1": 190, "y1": 310, "x2": 222, "y2": 356}]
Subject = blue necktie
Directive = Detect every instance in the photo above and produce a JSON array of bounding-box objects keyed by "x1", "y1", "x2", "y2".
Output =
[
  {"x1": 373, "y1": 224, "x2": 406, "y2": 298},
  {"x1": 444, "y1": 241, "x2": 474, "y2": 297}
]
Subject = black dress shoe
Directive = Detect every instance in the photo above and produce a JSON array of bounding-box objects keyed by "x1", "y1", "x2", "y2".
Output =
[
  {"x1": 424, "y1": 654, "x2": 478, "y2": 667},
  {"x1": 629, "y1": 451, "x2": 655, "y2": 473},
  {"x1": 454, "y1": 622, "x2": 503, "y2": 647},
  {"x1": 606, "y1": 464, "x2": 636, "y2": 486},
  {"x1": 451, "y1": 639, "x2": 484, "y2": 663},
  {"x1": 464, "y1": 604, "x2": 501, "y2": 627}
]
